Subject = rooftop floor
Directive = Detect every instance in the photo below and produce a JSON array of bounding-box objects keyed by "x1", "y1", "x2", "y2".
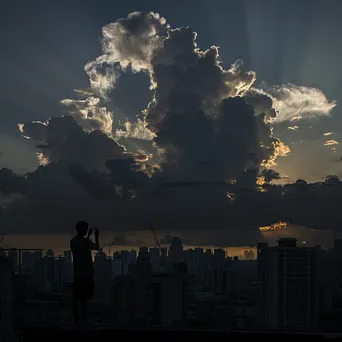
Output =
[{"x1": 22, "y1": 324, "x2": 342, "y2": 341}]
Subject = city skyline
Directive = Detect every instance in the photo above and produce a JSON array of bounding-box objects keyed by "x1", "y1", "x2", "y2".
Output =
[
  {"x1": 3, "y1": 233, "x2": 342, "y2": 337},
  {"x1": 0, "y1": 222, "x2": 335, "y2": 253}
]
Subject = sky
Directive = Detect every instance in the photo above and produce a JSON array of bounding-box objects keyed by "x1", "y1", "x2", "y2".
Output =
[{"x1": 1, "y1": 0, "x2": 342, "y2": 249}]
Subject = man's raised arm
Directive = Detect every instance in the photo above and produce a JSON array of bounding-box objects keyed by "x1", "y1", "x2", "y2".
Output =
[{"x1": 87, "y1": 229, "x2": 100, "y2": 250}]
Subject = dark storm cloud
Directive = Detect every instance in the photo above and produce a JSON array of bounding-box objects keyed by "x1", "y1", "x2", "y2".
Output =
[
  {"x1": 0, "y1": 168, "x2": 27, "y2": 194},
  {"x1": 153, "y1": 97, "x2": 281, "y2": 183},
  {"x1": 104, "y1": 235, "x2": 148, "y2": 247},
  {"x1": 105, "y1": 235, "x2": 131, "y2": 246},
  {"x1": 0, "y1": 168, "x2": 26, "y2": 211},
  {"x1": 279, "y1": 178, "x2": 342, "y2": 231},
  {"x1": 146, "y1": 30, "x2": 255, "y2": 131},
  {"x1": 139, "y1": 24, "x2": 285, "y2": 183},
  {"x1": 2, "y1": 151, "x2": 342, "y2": 238},
  {"x1": 0, "y1": 12, "x2": 339, "y2": 243},
  {"x1": 68, "y1": 165, "x2": 119, "y2": 200},
  {"x1": 245, "y1": 89, "x2": 277, "y2": 121},
  {"x1": 16, "y1": 115, "x2": 152, "y2": 203},
  {"x1": 19, "y1": 116, "x2": 126, "y2": 171},
  {"x1": 159, "y1": 234, "x2": 191, "y2": 245},
  {"x1": 0, "y1": 115, "x2": 153, "y2": 232},
  {"x1": 261, "y1": 169, "x2": 282, "y2": 183}
]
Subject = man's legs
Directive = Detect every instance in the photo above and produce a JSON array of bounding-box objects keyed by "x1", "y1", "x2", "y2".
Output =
[
  {"x1": 81, "y1": 276, "x2": 94, "y2": 324},
  {"x1": 73, "y1": 298, "x2": 89, "y2": 326},
  {"x1": 73, "y1": 297, "x2": 79, "y2": 325},
  {"x1": 79, "y1": 277, "x2": 93, "y2": 325},
  {"x1": 79, "y1": 299, "x2": 89, "y2": 324},
  {"x1": 72, "y1": 279, "x2": 80, "y2": 325},
  {"x1": 72, "y1": 276, "x2": 93, "y2": 325}
]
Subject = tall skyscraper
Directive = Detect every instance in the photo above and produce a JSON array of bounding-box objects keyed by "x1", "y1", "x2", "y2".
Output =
[
  {"x1": 46, "y1": 249, "x2": 54, "y2": 258},
  {"x1": 149, "y1": 248, "x2": 160, "y2": 271},
  {"x1": 94, "y1": 249, "x2": 111, "y2": 295},
  {"x1": 138, "y1": 247, "x2": 150, "y2": 265},
  {"x1": 0, "y1": 257, "x2": 12, "y2": 341},
  {"x1": 7, "y1": 249, "x2": 17, "y2": 273},
  {"x1": 127, "y1": 250, "x2": 137, "y2": 264},
  {"x1": 22, "y1": 250, "x2": 42, "y2": 273},
  {"x1": 213, "y1": 248, "x2": 226, "y2": 264},
  {"x1": 112, "y1": 269, "x2": 186, "y2": 325},
  {"x1": 169, "y1": 237, "x2": 183, "y2": 263},
  {"x1": 63, "y1": 250, "x2": 72, "y2": 264},
  {"x1": 257, "y1": 238, "x2": 318, "y2": 331}
]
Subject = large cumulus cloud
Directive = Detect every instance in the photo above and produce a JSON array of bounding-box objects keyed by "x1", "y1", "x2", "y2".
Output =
[{"x1": 0, "y1": 12, "x2": 338, "y2": 242}]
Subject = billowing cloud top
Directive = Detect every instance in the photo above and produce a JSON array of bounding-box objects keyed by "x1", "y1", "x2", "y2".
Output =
[{"x1": 0, "y1": 12, "x2": 338, "y2": 241}]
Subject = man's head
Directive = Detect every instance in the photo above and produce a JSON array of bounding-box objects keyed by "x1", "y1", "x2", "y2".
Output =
[{"x1": 76, "y1": 221, "x2": 89, "y2": 237}]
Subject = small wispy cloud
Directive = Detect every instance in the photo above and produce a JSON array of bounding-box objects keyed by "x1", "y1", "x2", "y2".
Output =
[
  {"x1": 324, "y1": 140, "x2": 339, "y2": 146},
  {"x1": 323, "y1": 132, "x2": 334, "y2": 136},
  {"x1": 290, "y1": 116, "x2": 303, "y2": 122},
  {"x1": 17, "y1": 124, "x2": 31, "y2": 140},
  {"x1": 261, "y1": 84, "x2": 336, "y2": 123},
  {"x1": 287, "y1": 125, "x2": 299, "y2": 131}
]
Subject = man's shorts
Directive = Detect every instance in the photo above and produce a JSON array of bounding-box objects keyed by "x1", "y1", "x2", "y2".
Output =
[{"x1": 72, "y1": 276, "x2": 94, "y2": 300}]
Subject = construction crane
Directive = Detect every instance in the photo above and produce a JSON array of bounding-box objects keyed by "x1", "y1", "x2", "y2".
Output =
[
  {"x1": 150, "y1": 225, "x2": 169, "y2": 272},
  {"x1": 0, "y1": 234, "x2": 5, "y2": 256},
  {"x1": 150, "y1": 224, "x2": 161, "y2": 253}
]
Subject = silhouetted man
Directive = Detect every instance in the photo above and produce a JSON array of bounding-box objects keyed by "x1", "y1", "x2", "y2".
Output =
[{"x1": 70, "y1": 221, "x2": 99, "y2": 325}]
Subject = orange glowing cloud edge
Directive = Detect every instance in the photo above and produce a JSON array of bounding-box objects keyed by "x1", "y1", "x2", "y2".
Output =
[{"x1": 259, "y1": 221, "x2": 287, "y2": 232}]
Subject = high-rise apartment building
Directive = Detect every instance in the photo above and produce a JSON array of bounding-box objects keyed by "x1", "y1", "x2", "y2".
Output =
[
  {"x1": 112, "y1": 266, "x2": 187, "y2": 326},
  {"x1": 94, "y1": 249, "x2": 111, "y2": 295},
  {"x1": 257, "y1": 238, "x2": 318, "y2": 331},
  {"x1": 169, "y1": 237, "x2": 183, "y2": 263},
  {"x1": 137, "y1": 246, "x2": 150, "y2": 265},
  {"x1": 0, "y1": 257, "x2": 12, "y2": 341}
]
